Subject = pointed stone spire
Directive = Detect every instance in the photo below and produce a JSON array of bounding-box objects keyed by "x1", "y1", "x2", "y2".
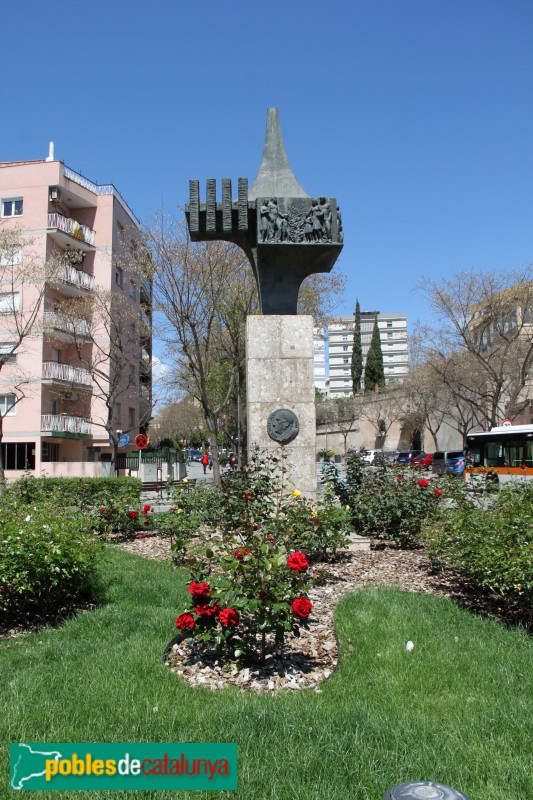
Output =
[{"x1": 248, "y1": 108, "x2": 309, "y2": 200}]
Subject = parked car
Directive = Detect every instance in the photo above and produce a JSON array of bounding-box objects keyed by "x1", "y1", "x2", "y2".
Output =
[
  {"x1": 360, "y1": 449, "x2": 379, "y2": 464},
  {"x1": 372, "y1": 451, "x2": 399, "y2": 465},
  {"x1": 396, "y1": 450, "x2": 424, "y2": 465},
  {"x1": 444, "y1": 453, "x2": 466, "y2": 476},
  {"x1": 187, "y1": 449, "x2": 202, "y2": 462},
  {"x1": 432, "y1": 450, "x2": 464, "y2": 475},
  {"x1": 410, "y1": 452, "x2": 433, "y2": 471}
]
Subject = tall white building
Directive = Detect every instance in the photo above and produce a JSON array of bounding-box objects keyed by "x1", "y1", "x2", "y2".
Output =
[
  {"x1": 313, "y1": 327, "x2": 327, "y2": 393},
  {"x1": 327, "y1": 312, "x2": 409, "y2": 397}
]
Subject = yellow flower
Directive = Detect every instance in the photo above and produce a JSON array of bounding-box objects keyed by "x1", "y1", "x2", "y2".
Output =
[
  {"x1": 177, "y1": 508, "x2": 184, "y2": 514},
  {"x1": 183, "y1": 478, "x2": 188, "y2": 484},
  {"x1": 310, "y1": 507, "x2": 318, "y2": 518},
  {"x1": 291, "y1": 489, "x2": 301, "y2": 498},
  {"x1": 345, "y1": 505, "x2": 350, "y2": 510}
]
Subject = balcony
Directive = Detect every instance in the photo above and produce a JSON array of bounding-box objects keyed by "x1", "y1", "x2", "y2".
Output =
[
  {"x1": 47, "y1": 213, "x2": 96, "y2": 251},
  {"x1": 140, "y1": 277, "x2": 151, "y2": 303},
  {"x1": 42, "y1": 361, "x2": 92, "y2": 388},
  {"x1": 139, "y1": 306, "x2": 151, "y2": 331},
  {"x1": 43, "y1": 311, "x2": 91, "y2": 341},
  {"x1": 41, "y1": 414, "x2": 92, "y2": 437},
  {"x1": 50, "y1": 265, "x2": 95, "y2": 297}
]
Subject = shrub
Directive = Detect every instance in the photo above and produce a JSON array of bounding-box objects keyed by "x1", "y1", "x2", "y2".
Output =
[
  {"x1": 275, "y1": 488, "x2": 352, "y2": 560},
  {"x1": 174, "y1": 451, "x2": 314, "y2": 663},
  {"x1": 0, "y1": 497, "x2": 102, "y2": 617},
  {"x1": 10, "y1": 476, "x2": 142, "y2": 510},
  {"x1": 422, "y1": 482, "x2": 533, "y2": 613},
  {"x1": 328, "y1": 452, "x2": 446, "y2": 545}
]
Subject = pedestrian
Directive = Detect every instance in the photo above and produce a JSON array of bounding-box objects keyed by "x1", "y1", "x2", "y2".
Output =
[
  {"x1": 230, "y1": 453, "x2": 237, "y2": 471},
  {"x1": 201, "y1": 452, "x2": 209, "y2": 474}
]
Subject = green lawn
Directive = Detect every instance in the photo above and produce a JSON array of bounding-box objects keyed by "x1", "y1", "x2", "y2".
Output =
[{"x1": 1, "y1": 547, "x2": 531, "y2": 800}]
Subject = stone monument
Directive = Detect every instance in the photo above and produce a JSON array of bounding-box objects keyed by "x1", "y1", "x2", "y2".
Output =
[{"x1": 185, "y1": 108, "x2": 343, "y2": 497}]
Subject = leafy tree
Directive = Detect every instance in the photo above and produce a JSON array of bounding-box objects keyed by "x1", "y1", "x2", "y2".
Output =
[
  {"x1": 364, "y1": 317, "x2": 385, "y2": 392},
  {"x1": 351, "y1": 299, "x2": 363, "y2": 394}
]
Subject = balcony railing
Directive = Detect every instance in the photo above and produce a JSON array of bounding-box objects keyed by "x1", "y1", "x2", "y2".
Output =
[
  {"x1": 42, "y1": 361, "x2": 92, "y2": 387},
  {"x1": 139, "y1": 307, "x2": 151, "y2": 330},
  {"x1": 57, "y1": 266, "x2": 94, "y2": 291},
  {"x1": 41, "y1": 414, "x2": 92, "y2": 435},
  {"x1": 47, "y1": 213, "x2": 96, "y2": 246},
  {"x1": 43, "y1": 311, "x2": 91, "y2": 338}
]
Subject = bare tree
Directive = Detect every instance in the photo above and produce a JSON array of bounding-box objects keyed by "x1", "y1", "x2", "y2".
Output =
[
  {"x1": 332, "y1": 397, "x2": 361, "y2": 457},
  {"x1": 418, "y1": 267, "x2": 533, "y2": 429},
  {"x1": 58, "y1": 284, "x2": 152, "y2": 474},
  {"x1": 0, "y1": 227, "x2": 65, "y2": 490},
  {"x1": 359, "y1": 390, "x2": 404, "y2": 449}
]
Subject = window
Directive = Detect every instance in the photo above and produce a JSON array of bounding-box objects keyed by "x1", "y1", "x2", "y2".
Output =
[
  {"x1": 0, "y1": 247, "x2": 21, "y2": 267},
  {"x1": 128, "y1": 366, "x2": 135, "y2": 383},
  {"x1": 0, "y1": 343, "x2": 17, "y2": 364},
  {"x1": 0, "y1": 292, "x2": 20, "y2": 313},
  {"x1": 129, "y1": 281, "x2": 136, "y2": 299},
  {"x1": 117, "y1": 221, "x2": 125, "y2": 243},
  {"x1": 0, "y1": 394, "x2": 16, "y2": 415},
  {"x1": 2, "y1": 198, "x2": 23, "y2": 217},
  {"x1": 42, "y1": 442, "x2": 59, "y2": 462},
  {"x1": 114, "y1": 402, "x2": 121, "y2": 422},
  {"x1": 342, "y1": 345, "x2": 348, "y2": 351},
  {"x1": 343, "y1": 358, "x2": 349, "y2": 364},
  {"x1": 115, "y1": 268, "x2": 123, "y2": 288},
  {"x1": 387, "y1": 321, "x2": 393, "y2": 328},
  {"x1": 129, "y1": 322, "x2": 136, "y2": 340},
  {"x1": 1, "y1": 442, "x2": 35, "y2": 470},
  {"x1": 128, "y1": 407, "x2": 135, "y2": 427}
]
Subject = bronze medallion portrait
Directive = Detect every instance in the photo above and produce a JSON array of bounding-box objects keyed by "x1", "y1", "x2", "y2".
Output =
[{"x1": 266, "y1": 409, "x2": 299, "y2": 444}]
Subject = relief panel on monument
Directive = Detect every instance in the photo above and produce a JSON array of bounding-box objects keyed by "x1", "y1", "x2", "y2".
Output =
[{"x1": 257, "y1": 198, "x2": 342, "y2": 244}]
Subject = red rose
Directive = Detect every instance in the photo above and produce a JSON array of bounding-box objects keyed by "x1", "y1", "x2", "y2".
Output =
[
  {"x1": 234, "y1": 547, "x2": 251, "y2": 560},
  {"x1": 138, "y1": 533, "x2": 148, "y2": 539},
  {"x1": 243, "y1": 493, "x2": 252, "y2": 501},
  {"x1": 170, "y1": 507, "x2": 175, "y2": 511},
  {"x1": 195, "y1": 603, "x2": 219, "y2": 617},
  {"x1": 188, "y1": 581, "x2": 211, "y2": 599},
  {"x1": 218, "y1": 608, "x2": 239, "y2": 627},
  {"x1": 418, "y1": 479, "x2": 429, "y2": 488},
  {"x1": 126, "y1": 511, "x2": 139, "y2": 519},
  {"x1": 434, "y1": 488, "x2": 443, "y2": 497},
  {"x1": 176, "y1": 613, "x2": 195, "y2": 631},
  {"x1": 99, "y1": 507, "x2": 106, "y2": 513},
  {"x1": 520, "y1": 463, "x2": 527, "y2": 470},
  {"x1": 287, "y1": 552, "x2": 309, "y2": 573},
  {"x1": 397, "y1": 475, "x2": 403, "y2": 481},
  {"x1": 143, "y1": 504, "x2": 151, "y2": 512},
  {"x1": 291, "y1": 597, "x2": 312, "y2": 619},
  {"x1": 143, "y1": 520, "x2": 150, "y2": 526}
]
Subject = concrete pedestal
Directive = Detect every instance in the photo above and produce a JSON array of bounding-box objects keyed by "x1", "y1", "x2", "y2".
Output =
[{"x1": 246, "y1": 315, "x2": 316, "y2": 500}]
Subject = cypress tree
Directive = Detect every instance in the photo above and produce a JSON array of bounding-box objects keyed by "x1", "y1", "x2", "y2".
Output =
[
  {"x1": 364, "y1": 317, "x2": 385, "y2": 392},
  {"x1": 351, "y1": 299, "x2": 363, "y2": 394}
]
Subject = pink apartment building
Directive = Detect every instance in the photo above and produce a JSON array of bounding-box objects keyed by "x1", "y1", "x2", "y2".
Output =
[{"x1": 0, "y1": 147, "x2": 152, "y2": 479}]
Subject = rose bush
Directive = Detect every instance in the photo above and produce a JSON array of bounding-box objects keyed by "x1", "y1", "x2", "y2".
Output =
[
  {"x1": 174, "y1": 450, "x2": 314, "y2": 663},
  {"x1": 325, "y1": 452, "x2": 447, "y2": 546}
]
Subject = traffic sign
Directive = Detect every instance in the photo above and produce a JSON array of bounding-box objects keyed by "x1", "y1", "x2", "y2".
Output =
[
  {"x1": 135, "y1": 433, "x2": 149, "y2": 449},
  {"x1": 501, "y1": 419, "x2": 513, "y2": 427},
  {"x1": 109, "y1": 433, "x2": 130, "y2": 447}
]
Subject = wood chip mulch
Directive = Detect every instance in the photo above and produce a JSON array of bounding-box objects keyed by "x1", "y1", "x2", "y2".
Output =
[{"x1": 115, "y1": 534, "x2": 528, "y2": 694}]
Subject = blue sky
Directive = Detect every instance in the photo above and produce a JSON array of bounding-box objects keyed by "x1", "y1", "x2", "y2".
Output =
[{"x1": 2, "y1": 0, "x2": 532, "y2": 330}]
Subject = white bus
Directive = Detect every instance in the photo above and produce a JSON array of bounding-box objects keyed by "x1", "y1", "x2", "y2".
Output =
[{"x1": 464, "y1": 424, "x2": 533, "y2": 487}]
